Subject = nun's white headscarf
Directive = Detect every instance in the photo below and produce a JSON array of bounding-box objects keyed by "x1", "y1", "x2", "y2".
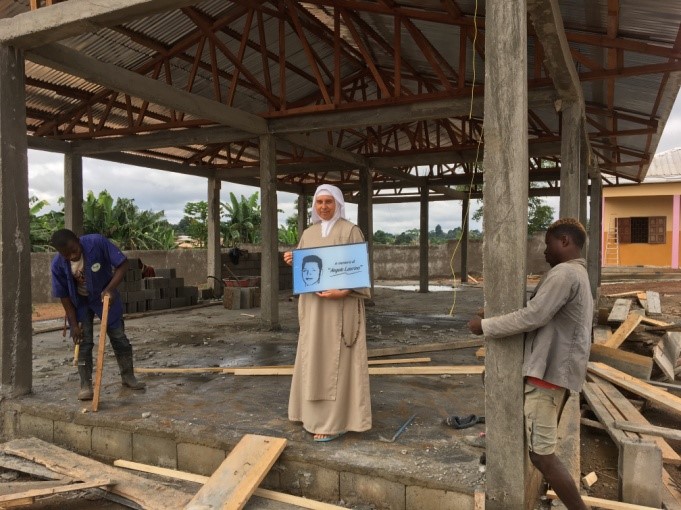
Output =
[{"x1": 311, "y1": 184, "x2": 346, "y2": 238}]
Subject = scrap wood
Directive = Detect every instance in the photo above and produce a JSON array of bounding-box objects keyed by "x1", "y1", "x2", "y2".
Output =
[
  {"x1": 607, "y1": 299, "x2": 632, "y2": 323},
  {"x1": 0, "y1": 453, "x2": 71, "y2": 481},
  {"x1": 603, "y1": 313, "x2": 643, "y2": 349},
  {"x1": 588, "y1": 362, "x2": 681, "y2": 418},
  {"x1": 613, "y1": 420, "x2": 681, "y2": 442},
  {"x1": 582, "y1": 382, "x2": 636, "y2": 446},
  {"x1": 0, "y1": 481, "x2": 74, "y2": 496},
  {"x1": 581, "y1": 471, "x2": 598, "y2": 489},
  {"x1": 0, "y1": 479, "x2": 113, "y2": 506},
  {"x1": 592, "y1": 325, "x2": 613, "y2": 345},
  {"x1": 466, "y1": 274, "x2": 479, "y2": 284},
  {"x1": 0, "y1": 437, "x2": 193, "y2": 510},
  {"x1": 546, "y1": 490, "x2": 659, "y2": 509},
  {"x1": 588, "y1": 344, "x2": 653, "y2": 380},
  {"x1": 604, "y1": 291, "x2": 644, "y2": 298},
  {"x1": 662, "y1": 469, "x2": 681, "y2": 510},
  {"x1": 475, "y1": 346, "x2": 486, "y2": 360},
  {"x1": 644, "y1": 322, "x2": 681, "y2": 332},
  {"x1": 580, "y1": 417, "x2": 606, "y2": 430},
  {"x1": 136, "y1": 357, "x2": 434, "y2": 374},
  {"x1": 185, "y1": 434, "x2": 286, "y2": 510},
  {"x1": 367, "y1": 339, "x2": 483, "y2": 358},
  {"x1": 654, "y1": 344, "x2": 676, "y2": 381},
  {"x1": 637, "y1": 292, "x2": 647, "y2": 311},
  {"x1": 474, "y1": 491, "x2": 484, "y2": 510},
  {"x1": 114, "y1": 459, "x2": 346, "y2": 510},
  {"x1": 232, "y1": 366, "x2": 484, "y2": 376},
  {"x1": 588, "y1": 374, "x2": 680, "y2": 465},
  {"x1": 639, "y1": 316, "x2": 672, "y2": 328}
]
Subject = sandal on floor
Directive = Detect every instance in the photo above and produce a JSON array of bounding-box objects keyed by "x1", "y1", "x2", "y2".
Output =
[
  {"x1": 313, "y1": 432, "x2": 346, "y2": 442},
  {"x1": 443, "y1": 414, "x2": 485, "y2": 429}
]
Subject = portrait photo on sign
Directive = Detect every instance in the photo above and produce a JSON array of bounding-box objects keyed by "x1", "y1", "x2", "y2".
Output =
[{"x1": 292, "y1": 242, "x2": 370, "y2": 294}]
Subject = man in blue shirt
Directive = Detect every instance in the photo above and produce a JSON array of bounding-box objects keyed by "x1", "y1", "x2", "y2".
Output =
[{"x1": 50, "y1": 229, "x2": 145, "y2": 400}]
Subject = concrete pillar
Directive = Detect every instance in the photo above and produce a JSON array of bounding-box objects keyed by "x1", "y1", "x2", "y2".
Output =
[
  {"x1": 460, "y1": 198, "x2": 469, "y2": 283},
  {"x1": 63, "y1": 153, "x2": 83, "y2": 236},
  {"x1": 207, "y1": 177, "x2": 221, "y2": 297},
  {"x1": 358, "y1": 168, "x2": 374, "y2": 294},
  {"x1": 483, "y1": 0, "x2": 529, "y2": 508},
  {"x1": 0, "y1": 46, "x2": 32, "y2": 397},
  {"x1": 588, "y1": 169, "x2": 602, "y2": 299},
  {"x1": 559, "y1": 101, "x2": 582, "y2": 219},
  {"x1": 579, "y1": 142, "x2": 588, "y2": 226},
  {"x1": 672, "y1": 195, "x2": 680, "y2": 269},
  {"x1": 419, "y1": 186, "x2": 429, "y2": 293},
  {"x1": 260, "y1": 134, "x2": 279, "y2": 329},
  {"x1": 297, "y1": 193, "x2": 308, "y2": 241}
]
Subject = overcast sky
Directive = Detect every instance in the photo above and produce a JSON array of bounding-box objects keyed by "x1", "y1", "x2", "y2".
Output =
[{"x1": 28, "y1": 95, "x2": 681, "y2": 235}]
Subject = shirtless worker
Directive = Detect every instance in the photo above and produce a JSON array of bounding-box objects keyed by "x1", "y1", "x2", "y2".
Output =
[
  {"x1": 468, "y1": 218, "x2": 592, "y2": 510},
  {"x1": 50, "y1": 229, "x2": 146, "y2": 400}
]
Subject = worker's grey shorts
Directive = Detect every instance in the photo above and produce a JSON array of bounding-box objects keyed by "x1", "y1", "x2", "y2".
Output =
[{"x1": 524, "y1": 383, "x2": 566, "y2": 456}]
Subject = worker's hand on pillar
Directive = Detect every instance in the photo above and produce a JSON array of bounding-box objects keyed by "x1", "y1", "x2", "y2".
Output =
[
  {"x1": 283, "y1": 251, "x2": 293, "y2": 266},
  {"x1": 71, "y1": 324, "x2": 84, "y2": 345},
  {"x1": 468, "y1": 316, "x2": 483, "y2": 335}
]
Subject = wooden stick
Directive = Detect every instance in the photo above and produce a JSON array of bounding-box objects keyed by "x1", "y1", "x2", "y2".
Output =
[
  {"x1": 546, "y1": 490, "x2": 659, "y2": 509},
  {"x1": 603, "y1": 291, "x2": 643, "y2": 298},
  {"x1": 233, "y1": 365, "x2": 484, "y2": 376},
  {"x1": 0, "y1": 479, "x2": 113, "y2": 504},
  {"x1": 613, "y1": 420, "x2": 681, "y2": 442},
  {"x1": 73, "y1": 343, "x2": 79, "y2": 367},
  {"x1": 114, "y1": 459, "x2": 346, "y2": 509},
  {"x1": 367, "y1": 339, "x2": 483, "y2": 358},
  {"x1": 603, "y1": 313, "x2": 642, "y2": 349},
  {"x1": 92, "y1": 294, "x2": 110, "y2": 413}
]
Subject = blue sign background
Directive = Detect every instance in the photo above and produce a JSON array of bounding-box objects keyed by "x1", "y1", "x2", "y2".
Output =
[{"x1": 292, "y1": 242, "x2": 370, "y2": 294}]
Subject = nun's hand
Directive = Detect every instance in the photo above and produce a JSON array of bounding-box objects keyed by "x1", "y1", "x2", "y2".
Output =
[
  {"x1": 316, "y1": 289, "x2": 351, "y2": 299},
  {"x1": 283, "y1": 251, "x2": 293, "y2": 266}
]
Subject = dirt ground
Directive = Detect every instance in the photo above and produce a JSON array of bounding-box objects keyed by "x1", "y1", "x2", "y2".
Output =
[{"x1": 15, "y1": 278, "x2": 681, "y2": 508}]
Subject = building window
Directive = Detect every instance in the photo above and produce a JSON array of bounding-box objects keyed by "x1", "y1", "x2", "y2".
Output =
[{"x1": 617, "y1": 216, "x2": 666, "y2": 244}]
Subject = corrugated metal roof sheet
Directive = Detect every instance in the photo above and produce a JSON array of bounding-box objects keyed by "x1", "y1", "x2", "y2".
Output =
[{"x1": 644, "y1": 148, "x2": 681, "y2": 182}]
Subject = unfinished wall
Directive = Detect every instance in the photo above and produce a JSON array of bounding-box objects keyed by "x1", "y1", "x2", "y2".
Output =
[{"x1": 31, "y1": 236, "x2": 549, "y2": 303}]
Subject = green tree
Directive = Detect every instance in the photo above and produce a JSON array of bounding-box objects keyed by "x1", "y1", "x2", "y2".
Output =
[
  {"x1": 221, "y1": 192, "x2": 261, "y2": 246},
  {"x1": 278, "y1": 224, "x2": 298, "y2": 245},
  {"x1": 472, "y1": 196, "x2": 554, "y2": 235},
  {"x1": 182, "y1": 201, "x2": 208, "y2": 248},
  {"x1": 394, "y1": 228, "x2": 420, "y2": 245},
  {"x1": 373, "y1": 230, "x2": 396, "y2": 245},
  {"x1": 29, "y1": 196, "x2": 64, "y2": 252}
]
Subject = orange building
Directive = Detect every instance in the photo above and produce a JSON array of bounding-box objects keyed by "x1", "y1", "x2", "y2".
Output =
[{"x1": 603, "y1": 148, "x2": 681, "y2": 267}]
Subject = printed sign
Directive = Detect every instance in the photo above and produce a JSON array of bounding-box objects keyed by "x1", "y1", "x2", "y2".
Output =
[{"x1": 292, "y1": 242, "x2": 371, "y2": 295}]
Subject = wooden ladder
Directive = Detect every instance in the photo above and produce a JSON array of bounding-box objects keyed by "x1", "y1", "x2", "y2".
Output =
[{"x1": 604, "y1": 218, "x2": 619, "y2": 266}]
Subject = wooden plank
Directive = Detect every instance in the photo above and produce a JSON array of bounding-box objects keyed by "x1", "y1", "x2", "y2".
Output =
[
  {"x1": 0, "y1": 438, "x2": 192, "y2": 509},
  {"x1": 604, "y1": 291, "x2": 643, "y2": 298},
  {"x1": 637, "y1": 292, "x2": 648, "y2": 311},
  {"x1": 92, "y1": 293, "x2": 110, "y2": 412},
  {"x1": 662, "y1": 469, "x2": 681, "y2": 510},
  {"x1": 580, "y1": 417, "x2": 606, "y2": 430},
  {"x1": 546, "y1": 490, "x2": 660, "y2": 509},
  {"x1": 474, "y1": 491, "x2": 485, "y2": 510},
  {"x1": 639, "y1": 316, "x2": 672, "y2": 328},
  {"x1": 589, "y1": 344, "x2": 653, "y2": 380},
  {"x1": 590, "y1": 374, "x2": 681, "y2": 465},
  {"x1": 654, "y1": 344, "x2": 676, "y2": 381},
  {"x1": 588, "y1": 362, "x2": 681, "y2": 418},
  {"x1": 607, "y1": 298, "x2": 632, "y2": 323},
  {"x1": 233, "y1": 366, "x2": 485, "y2": 376},
  {"x1": 613, "y1": 420, "x2": 681, "y2": 442},
  {"x1": 0, "y1": 479, "x2": 113, "y2": 505},
  {"x1": 136, "y1": 358, "x2": 434, "y2": 374},
  {"x1": 663, "y1": 332, "x2": 681, "y2": 363},
  {"x1": 0, "y1": 480, "x2": 73, "y2": 496},
  {"x1": 581, "y1": 382, "x2": 635, "y2": 445},
  {"x1": 475, "y1": 346, "x2": 486, "y2": 360},
  {"x1": 114, "y1": 459, "x2": 347, "y2": 510},
  {"x1": 593, "y1": 325, "x2": 612, "y2": 345},
  {"x1": 646, "y1": 291, "x2": 661, "y2": 316},
  {"x1": 185, "y1": 434, "x2": 286, "y2": 510},
  {"x1": 603, "y1": 313, "x2": 643, "y2": 349},
  {"x1": 367, "y1": 339, "x2": 483, "y2": 358},
  {"x1": 0, "y1": 453, "x2": 72, "y2": 481}
]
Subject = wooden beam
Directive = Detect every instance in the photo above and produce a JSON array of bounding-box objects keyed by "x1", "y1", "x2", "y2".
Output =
[
  {"x1": 367, "y1": 339, "x2": 483, "y2": 357},
  {"x1": 27, "y1": 135, "x2": 72, "y2": 154},
  {"x1": 546, "y1": 490, "x2": 660, "y2": 510},
  {"x1": 613, "y1": 420, "x2": 681, "y2": 442},
  {"x1": 603, "y1": 313, "x2": 642, "y2": 349},
  {"x1": 27, "y1": 44, "x2": 268, "y2": 135},
  {"x1": 71, "y1": 126, "x2": 252, "y2": 154},
  {"x1": 233, "y1": 366, "x2": 484, "y2": 376},
  {"x1": 185, "y1": 435, "x2": 286, "y2": 510},
  {"x1": 269, "y1": 88, "x2": 556, "y2": 133},
  {"x1": 87, "y1": 152, "x2": 215, "y2": 179},
  {"x1": 0, "y1": 0, "x2": 202, "y2": 49},
  {"x1": 589, "y1": 343, "x2": 652, "y2": 380},
  {"x1": 0, "y1": 480, "x2": 113, "y2": 506}
]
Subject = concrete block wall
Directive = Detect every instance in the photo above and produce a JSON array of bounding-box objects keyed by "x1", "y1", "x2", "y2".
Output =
[{"x1": 3, "y1": 407, "x2": 475, "y2": 510}]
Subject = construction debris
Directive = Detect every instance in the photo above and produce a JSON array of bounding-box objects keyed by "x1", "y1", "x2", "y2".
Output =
[{"x1": 581, "y1": 471, "x2": 598, "y2": 489}]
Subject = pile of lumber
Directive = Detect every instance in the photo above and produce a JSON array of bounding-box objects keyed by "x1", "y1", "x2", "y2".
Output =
[
  {"x1": 0, "y1": 435, "x2": 347, "y2": 509},
  {"x1": 576, "y1": 290, "x2": 681, "y2": 508}
]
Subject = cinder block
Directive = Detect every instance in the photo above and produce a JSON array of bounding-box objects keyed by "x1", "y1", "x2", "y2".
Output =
[
  {"x1": 126, "y1": 258, "x2": 141, "y2": 274},
  {"x1": 144, "y1": 277, "x2": 170, "y2": 290},
  {"x1": 17, "y1": 414, "x2": 53, "y2": 443},
  {"x1": 240, "y1": 288, "x2": 254, "y2": 309},
  {"x1": 118, "y1": 291, "x2": 129, "y2": 303},
  {"x1": 169, "y1": 277, "x2": 185, "y2": 289},
  {"x1": 178, "y1": 286, "x2": 199, "y2": 299},
  {"x1": 278, "y1": 460, "x2": 339, "y2": 501},
  {"x1": 222, "y1": 288, "x2": 241, "y2": 310},
  {"x1": 133, "y1": 434, "x2": 177, "y2": 469},
  {"x1": 92, "y1": 427, "x2": 132, "y2": 460},
  {"x1": 189, "y1": 295, "x2": 198, "y2": 305},
  {"x1": 127, "y1": 290, "x2": 146, "y2": 302},
  {"x1": 340, "y1": 471, "x2": 405, "y2": 510},
  {"x1": 620, "y1": 439, "x2": 662, "y2": 507},
  {"x1": 252, "y1": 287, "x2": 261, "y2": 308},
  {"x1": 406, "y1": 486, "x2": 474, "y2": 510},
  {"x1": 170, "y1": 297, "x2": 189, "y2": 308},
  {"x1": 54, "y1": 420, "x2": 92, "y2": 453},
  {"x1": 148, "y1": 298, "x2": 171, "y2": 311},
  {"x1": 177, "y1": 443, "x2": 225, "y2": 476},
  {"x1": 155, "y1": 268, "x2": 176, "y2": 279},
  {"x1": 200, "y1": 288, "x2": 214, "y2": 300},
  {"x1": 136, "y1": 301, "x2": 147, "y2": 313}
]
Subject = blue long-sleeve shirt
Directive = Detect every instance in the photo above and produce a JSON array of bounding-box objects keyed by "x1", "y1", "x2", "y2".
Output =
[{"x1": 51, "y1": 234, "x2": 126, "y2": 329}]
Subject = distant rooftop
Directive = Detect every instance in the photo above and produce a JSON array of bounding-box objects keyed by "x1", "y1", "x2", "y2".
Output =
[{"x1": 644, "y1": 148, "x2": 681, "y2": 183}]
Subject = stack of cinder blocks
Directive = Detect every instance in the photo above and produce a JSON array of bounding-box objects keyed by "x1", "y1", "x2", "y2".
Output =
[
  {"x1": 222, "y1": 285, "x2": 261, "y2": 310},
  {"x1": 120, "y1": 258, "x2": 199, "y2": 314}
]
